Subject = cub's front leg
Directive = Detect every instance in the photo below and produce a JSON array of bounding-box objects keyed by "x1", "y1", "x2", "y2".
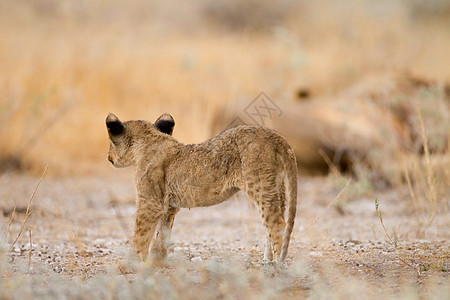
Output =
[
  {"x1": 150, "y1": 206, "x2": 179, "y2": 262},
  {"x1": 132, "y1": 196, "x2": 164, "y2": 262}
]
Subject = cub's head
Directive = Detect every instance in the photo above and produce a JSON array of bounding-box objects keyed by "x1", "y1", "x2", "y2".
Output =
[{"x1": 105, "y1": 113, "x2": 175, "y2": 168}]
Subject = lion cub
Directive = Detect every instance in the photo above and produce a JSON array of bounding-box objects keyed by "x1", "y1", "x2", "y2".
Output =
[{"x1": 106, "y1": 113, "x2": 297, "y2": 263}]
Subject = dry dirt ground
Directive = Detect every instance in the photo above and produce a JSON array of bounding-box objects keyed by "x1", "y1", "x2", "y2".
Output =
[{"x1": 0, "y1": 171, "x2": 448, "y2": 297}]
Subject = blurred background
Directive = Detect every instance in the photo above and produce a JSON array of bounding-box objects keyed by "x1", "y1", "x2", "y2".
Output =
[{"x1": 0, "y1": 0, "x2": 449, "y2": 181}]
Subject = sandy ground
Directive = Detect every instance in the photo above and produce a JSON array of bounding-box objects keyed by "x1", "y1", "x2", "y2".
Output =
[{"x1": 0, "y1": 171, "x2": 448, "y2": 294}]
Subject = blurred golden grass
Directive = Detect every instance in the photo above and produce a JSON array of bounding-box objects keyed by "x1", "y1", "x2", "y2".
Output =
[
  {"x1": 0, "y1": 30, "x2": 301, "y2": 173},
  {"x1": 0, "y1": 0, "x2": 449, "y2": 175}
]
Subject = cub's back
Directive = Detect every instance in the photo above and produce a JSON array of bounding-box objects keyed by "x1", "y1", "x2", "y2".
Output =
[{"x1": 225, "y1": 125, "x2": 292, "y2": 162}]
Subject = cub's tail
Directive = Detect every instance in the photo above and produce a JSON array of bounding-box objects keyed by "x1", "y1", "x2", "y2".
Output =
[{"x1": 279, "y1": 146, "x2": 298, "y2": 263}]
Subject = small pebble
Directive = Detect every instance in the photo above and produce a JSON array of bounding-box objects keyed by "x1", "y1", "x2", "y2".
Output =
[
  {"x1": 94, "y1": 239, "x2": 106, "y2": 245},
  {"x1": 309, "y1": 251, "x2": 323, "y2": 257},
  {"x1": 191, "y1": 256, "x2": 202, "y2": 263}
]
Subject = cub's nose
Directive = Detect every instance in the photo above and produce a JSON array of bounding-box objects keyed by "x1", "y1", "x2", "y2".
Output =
[{"x1": 108, "y1": 155, "x2": 114, "y2": 164}]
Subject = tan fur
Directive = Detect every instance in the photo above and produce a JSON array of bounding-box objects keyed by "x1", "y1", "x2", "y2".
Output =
[{"x1": 106, "y1": 113, "x2": 298, "y2": 263}]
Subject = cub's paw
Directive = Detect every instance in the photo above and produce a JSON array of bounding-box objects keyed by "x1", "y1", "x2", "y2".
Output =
[
  {"x1": 116, "y1": 261, "x2": 138, "y2": 274},
  {"x1": 149, "y1": 253, "x2": 169, "y2": 267}
]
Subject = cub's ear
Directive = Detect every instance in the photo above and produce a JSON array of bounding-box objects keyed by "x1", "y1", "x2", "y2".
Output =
[
  {"x1": 154, "y1": 113, "x2": 175, "y2": 135},
  {"x1": 106, "y1": 113, "x2": 125, "y2": 136}
]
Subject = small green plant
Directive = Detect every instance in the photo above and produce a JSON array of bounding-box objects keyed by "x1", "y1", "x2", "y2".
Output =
[
  {"x1": 374, "y1": 198, "x2": 422, "y2": 273},
  {"x1": 420, "y1": 263, "x2": 431, "y2": 272}
]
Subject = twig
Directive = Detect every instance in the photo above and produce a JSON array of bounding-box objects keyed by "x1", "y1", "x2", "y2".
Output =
[
  {"x1": 302, "y1": 178, "x2": 351, "y2": 232},
  {"x1": 402, "y1": 159, "x2": 425, "y2": 237},
  {"x1": 375, "y1": 198, "x2": 396, "y2": 246},
  {"x1": 6, "y1": 199, "x2": 17, "y2": 243},
  {"x1": 110, "y1": 194, "x2": 131, "y2": 237},
  {"x1": 402, "y1": 159, "x2": 419, "y2": 213},
  {"x1": 28, "y1": 227, "x2": 32, "y2": 267},
  {"x1": 318, "y1": 149, "x2": 341, "y2": 176},
  {"x1": 10, "y1": 165, "x2": 48, "y2": 251},
  {"x1": 415, "y1": 104, "x2": 438, "y2": 225},
  {"x1": 16, "y1": 100, "x2": 72, "y2": 160}
]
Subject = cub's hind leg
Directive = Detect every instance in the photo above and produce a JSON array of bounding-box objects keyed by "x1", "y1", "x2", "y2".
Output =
[
  {"x1": 247, "y1": 183, "x2": 286, "y2": 262},
  {"x1": 262, "y1": 197, "x2": 286, "y2": 261},
  {"x1": 262, "y1": 184, "x2": 286, "y2": 261}
]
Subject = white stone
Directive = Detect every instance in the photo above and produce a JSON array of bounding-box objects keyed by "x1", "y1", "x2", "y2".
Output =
[
  {"x1": 191, "y1": 256, "x2": 203, "y2": 263},
  {"x1": 94, "y1": 239, "x2": 106, "y2": 245}
]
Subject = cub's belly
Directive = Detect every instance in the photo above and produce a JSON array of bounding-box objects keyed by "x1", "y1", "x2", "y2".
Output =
[{"x1": 171, "y1": 186, "x2": 240, "y2": 208}]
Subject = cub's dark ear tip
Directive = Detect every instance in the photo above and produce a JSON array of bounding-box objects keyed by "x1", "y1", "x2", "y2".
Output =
[
  {"x1": 106, "y1": 113, "x2": 119, "y2": 124},
  {"x1": 156, "y1": 113, "x2": 174, "y2": 124},
  {"x1": 154, "y1": 113, "x2": 175, "y2": 135},
  {"x1": 106, "y1": 113, "x2": 124, "y2": 135}
]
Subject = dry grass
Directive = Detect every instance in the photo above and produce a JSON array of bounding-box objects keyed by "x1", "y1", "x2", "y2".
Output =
[{"x1": 0, "y1": 240, "x2": 448, "y2": 299}]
